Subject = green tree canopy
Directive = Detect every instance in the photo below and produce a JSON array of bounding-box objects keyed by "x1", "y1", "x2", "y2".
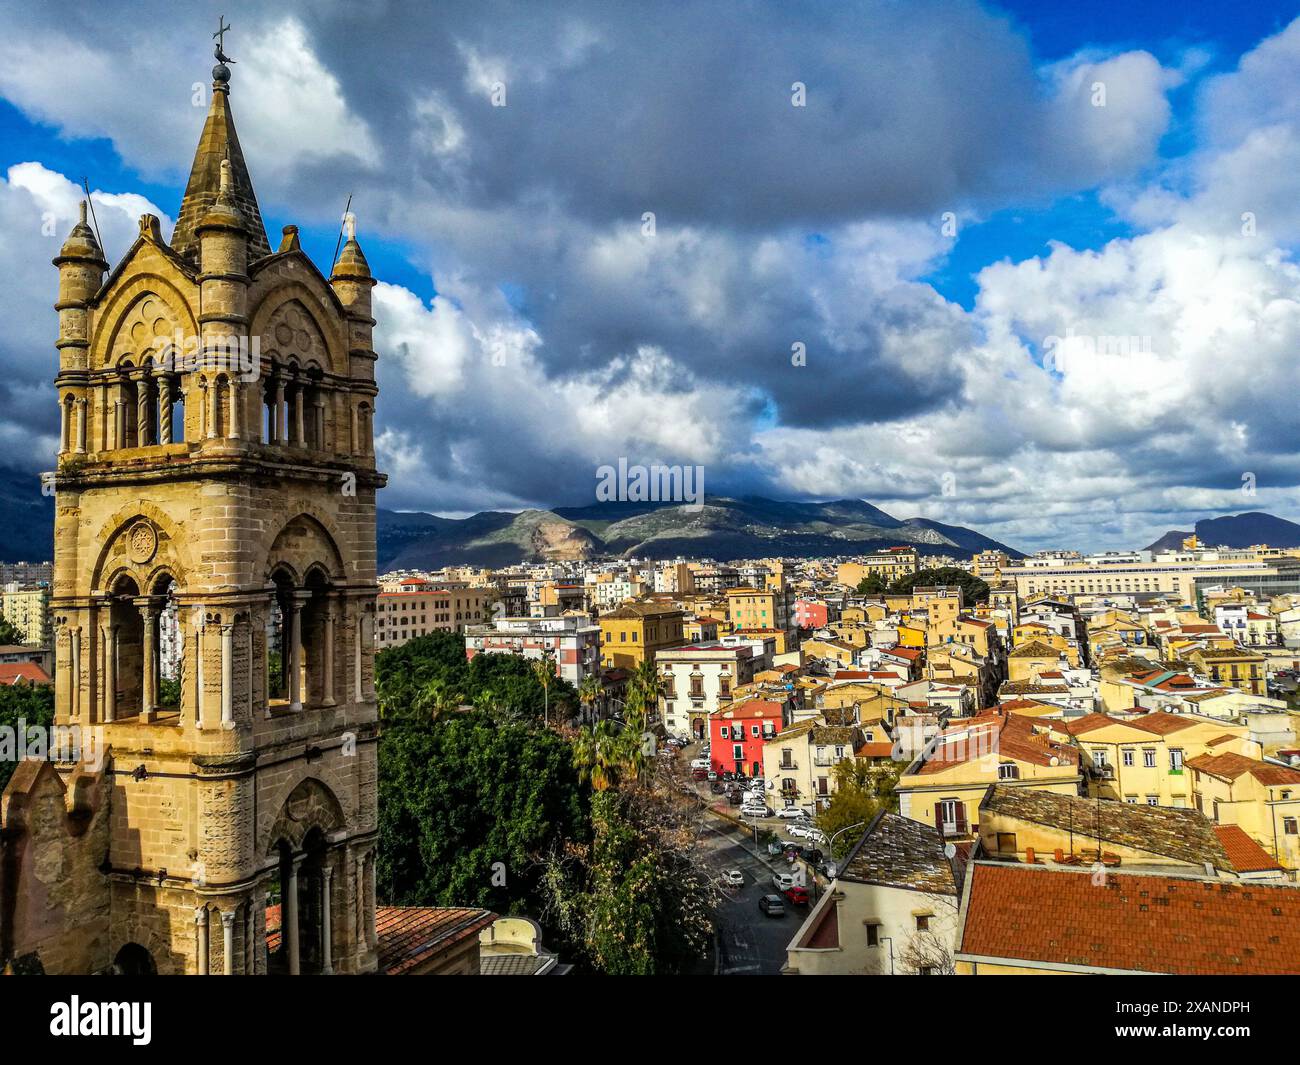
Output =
[
  {"x1": 0, "y1": 681, "x2": 55, "y2": 791},
  {"x1": 0, "y1": 616, "x2": 26, "y2": 645},
  {"x1": 377, "y1": 708, "x2": 589, "y2": 916},
  {"x1": 854, "y1": 573, "x2": 889, "y2": 596},
  {"x1": 889, "y1": 566, "x2": 989, "y2": 604}
]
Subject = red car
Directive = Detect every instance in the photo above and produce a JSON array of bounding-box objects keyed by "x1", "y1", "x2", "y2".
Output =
[
  {"x1": 782, "y1": 885, "x2": 809, "y2": 906},
  {"x1": 691, "y1": 767, "x2": 708, "y2": 780}
]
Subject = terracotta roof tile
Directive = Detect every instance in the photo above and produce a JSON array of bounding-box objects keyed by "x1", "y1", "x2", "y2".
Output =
[
  {"x1": 960, "y1": 864, "x2": 1300, "y2": 974},
  {"x1": 1213, "y1": 826, "x2": 1284, "y2": 874}
]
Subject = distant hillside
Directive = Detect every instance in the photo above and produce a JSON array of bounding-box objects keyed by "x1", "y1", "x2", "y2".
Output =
[
  {"x1": 379, "y1": 495, "x2": 1021, "y2": 570},
  {"x1": 0, "y1": 466, "x2": 55, "y2": 562},
  {"x1": 1144, "y1": 512, "x2": 1300, "y2": 552}
]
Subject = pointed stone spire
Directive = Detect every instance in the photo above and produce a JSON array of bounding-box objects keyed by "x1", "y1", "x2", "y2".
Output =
[
  {"x1": 331, "y1": 212, "x2": 372, "y2": 281},
  {"x1": 170, "y1": 64, "x2": 271, "y2": 264},
  {"x1": 56, "y1": 199, "x2": 107, "y2": 266}
]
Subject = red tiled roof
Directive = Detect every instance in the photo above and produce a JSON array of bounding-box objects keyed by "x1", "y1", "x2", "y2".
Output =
[
  {"x1": 710, "y1": 698, "x2": 785, "y2": 720},
  {"x1": 1213, "y1": 826, "x2": 1283, "y2": 874},
  {"x1": 1066, "y1": 711, "x2": 1198, "y2": 737},
  {"x1": 959, "y1": 863, "x2": 1300, "y2": 974},
  {"x1": 918, "y1": 712, "x2": 1076, "y2": 775},
  {"x1": 1187, "y1": 752, "x2": 1300, "y2": 787},
  {"x1": 376, "y1": 906, "x2": 497, "y2": 975},
  {"x1": 881, "y1": 646, "x2": 922, "y2": 661},
  {"x1": 0, "y1": 663, "x2": 51, "y2": 685},
  {"x1": 855, "y1": 741, "x2": 896, "y2": 759}
]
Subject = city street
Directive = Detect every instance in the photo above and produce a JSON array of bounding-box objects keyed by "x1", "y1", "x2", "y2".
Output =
[{"x1": 692, "y1": 817, "x2": 810, "y2": 975}]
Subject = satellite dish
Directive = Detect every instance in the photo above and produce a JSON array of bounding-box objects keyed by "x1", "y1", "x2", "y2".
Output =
[{"x1": 943, "y1": 843, "x2": 956, "y2": 859}]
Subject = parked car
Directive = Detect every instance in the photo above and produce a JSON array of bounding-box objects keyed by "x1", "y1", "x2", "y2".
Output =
[
  {"x1": 772, "y1": 871, "x2": 799, "y2": 891},
  {"x1": 721, "y1": 868, "x2": 744, "y2": 887},
  {"x1": 776, "y1": 807, "x2": 810, "y2": 820},
  {"x1": 691, "y1": 768, "x2": 708, "y2": 781},
  {"x1": 727, "y1": 791, "x2": 744, "y2": 806},
  {"x1": 782, "y1": 885, "x2": 809, "y2": 906},
  {"x1": 741, "y1": 804, "x2": 770, "y2": 819},
  {"x1": 689, "y1": 757, "x2": 710, "y2": 769},
  {"x1": 787, "y1": 823, "x2": 814, "y2": 840},
  {"x1": 706, "y1": 770, "x2": 718, "y2": 781},
  {"x1": 709, "y1": 781, "x2": 725, "y2": 794},
  {"x1": 758, "y1": 894, "x2": 786, "y2": 917}
]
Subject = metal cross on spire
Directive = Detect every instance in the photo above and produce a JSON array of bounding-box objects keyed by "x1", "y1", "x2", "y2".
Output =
[{"x1": 213, "y1": 15, "x2": 235, "y2": 64}]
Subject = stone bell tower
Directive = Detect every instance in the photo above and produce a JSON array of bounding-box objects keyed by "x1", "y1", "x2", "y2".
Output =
[{"x1": 37, "y1": 34, "x2": 385, "y2": 974}]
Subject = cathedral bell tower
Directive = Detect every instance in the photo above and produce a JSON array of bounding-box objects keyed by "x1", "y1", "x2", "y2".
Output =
[{"x1": 44, "y1": 32, "x2": 385, "y2": 974}]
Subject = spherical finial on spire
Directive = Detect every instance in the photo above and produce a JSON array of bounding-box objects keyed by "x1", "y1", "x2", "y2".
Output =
[{"x1": 212, "y1": 15, "x2": 234, "y2": 90}]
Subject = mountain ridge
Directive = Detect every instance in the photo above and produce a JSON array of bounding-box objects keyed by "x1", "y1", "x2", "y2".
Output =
[
  {"x1": 379, "y1": 495, "x2": 1021, "y2": 570},
  {"x1": 1143, "y1": 511, "x2": 1300, "y2": 552}
]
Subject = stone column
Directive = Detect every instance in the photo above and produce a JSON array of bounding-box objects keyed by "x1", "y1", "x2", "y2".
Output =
[
  {"x1": 286, "y1": 859, "x2": 301, "y2": 976},
  {"x1": 102, "y1": 622, "x2": 116, "y2": 723},
  {"x1": 59, "y1": 397, "x2": 69, "y2": 453},
  {"x1": 221, "y1": 910, "x2": 235, "y2": 975},
  {"x1": 228, "y1": 378, "x2": 241, "y2": 440},
  {"x1": 136, "y1": 373, "x2": 150, "y2": 446},
  {"x1": 114, "y1": 390, "x2": 125, "y2": 448},
  {"x1": 99, "y1": 382, "x2": 110, "y2": 450},
  {"x1": 196, "y1": 907, "x2": 209, "y2": 975},
  {"x1": 220, "y1": 622, "x2": 234, "y2": 728},
  {"x1": 313, "y1": 397, "x2": 325, "y2": 449},
  {"x1": 350, "y1": 404, "x2": 359, "y2": 454},
  {"x1": 289, "y1": 596, "x2": 304, "y2": 712},
  {"x1": 70, "y1": 627, "x2": 81, "y2": 718},
  {"x1": 75, "y1": 397, "x2": 87, "y2": 454},
  {"x1": 194, "y1": 610, "x2": 205, "y2": 729},
  {"x1": 206, "y1": 377, "x2": 219, "y2": 439},
  {"x1": 363, "y1": 613, "x2": 375, "y2": 699},
  {"x1": 247, "y1": 622, "x2": 255, "y2": 719},
  {"x1": 322, "y1": 609, "x2": 336, "y2": 706},
  {"x1": 365, "y1": 852, "x2": 377, "y2": 949},
  {"x1": 274, "y1": 378, "x2": 286, "y2": 444},
  {"x1": 138, "y1": 598, "x2": 157, "y2": 721},
  {"x1": 158, "y1": 375, "x2": 172, "y2": 443},
  {"x1": 293, "y1": 385, "x2": 305, "y2": 445},
  {"x1": 321, "y1": 864, "x2": 334, "y2": 975},
  {"x1": 353, "y1": 614, "x2": 363, "y2": 703}
]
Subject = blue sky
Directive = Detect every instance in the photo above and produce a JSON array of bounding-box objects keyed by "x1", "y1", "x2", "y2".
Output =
[{"x1": 2, "y1": 0, "x2": 1300, "y2": 552}]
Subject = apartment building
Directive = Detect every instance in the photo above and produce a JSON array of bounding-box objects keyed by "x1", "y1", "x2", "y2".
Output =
[
  {"x1": 1002, "y1": 551, "x2": 1300, "y2": 604},
  {"x1": 1, "y1": 585, "x2": 49, "y2": 645},
  {"x1": 896, "y1": 712, "x2": 1081, "y2": 838},
  {"x1": 1188, "y1": 752, "x2": 1300, "y2": 870},
  {"x1": 598, "y1": 603, "x2": 685, "y2": 670},
  {"x1": 725, "y1": 586, "x2": 791, "y2": 636},
  {"x1": 763, "y1": 722, "x2": 866, "y2": 812},
  {"x1": 657, "y1": 641, "x2": 760, "y2": 738},
  {"x1": 464, "y1": 614, "x2": 601, "y2": 686},
  {"x1": 375, "y1": 581, "x2": 493, "y2": 649},
  {"x1": 1066, "y1": 711, "x2": 1256, "y2": 807},
  {"x1": 836, "y1": 549, "x2": 920, "y2": 589}
]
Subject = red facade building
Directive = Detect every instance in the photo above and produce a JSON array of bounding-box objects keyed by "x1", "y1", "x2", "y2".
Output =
[{"x1": 709, "y1": 698, "x2": 788, "y2": 778}]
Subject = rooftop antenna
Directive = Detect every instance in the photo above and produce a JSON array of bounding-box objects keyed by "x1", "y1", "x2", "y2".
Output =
[
  {"x1": 81, "y1": 177, "x2": 104, "y2": 251},
  {"x1": 330, "y1": 193, "x2": 354, "y2": 272}
]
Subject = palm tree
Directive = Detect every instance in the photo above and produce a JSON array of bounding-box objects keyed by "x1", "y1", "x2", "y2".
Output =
[
  {"x1": 533, "y1": 650, "x2": 556, "y2": 726},
  {"x1": 573, "y1": 720, "x2": 624, "y2": 791},
  {"x1": 412, "y1": 677, "x2": 458, "y2": 721},
  {"x1": 578, "y1": 675, "x2": 603, "y2": 725}
]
